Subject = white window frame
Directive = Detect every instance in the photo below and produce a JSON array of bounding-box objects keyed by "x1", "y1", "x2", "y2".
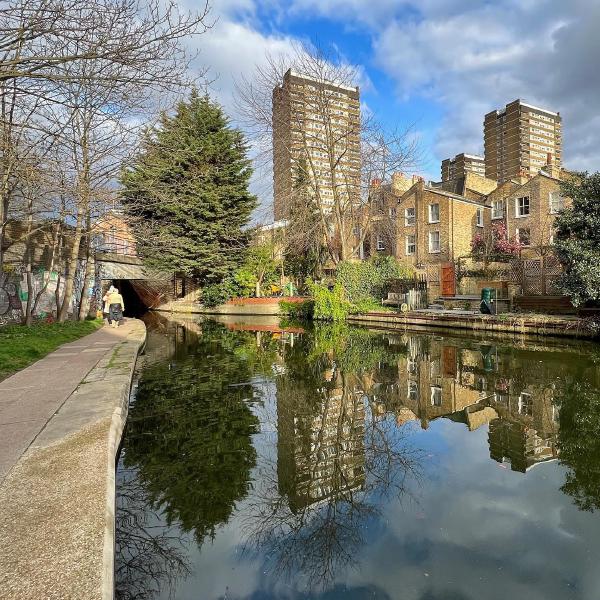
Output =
[
  {"x1": 549, "y1": 191, "x2": 564, "y2": 214},
  {"x1": 429, "y1": 203, "x2": 440, "y2": 223},
  {"x1": 476, "y1": 207, "x2": 484, "y2": 227},
  {"x1": 405, "y1": 207, "x2": 415, "y2": 226},
  {"x1": 430, "y1": 386, "x2": 442, "y2": 407},
  {"x1": 492, "y1": 200, "x2": 505, "y2": 220},
  {"x1": 518, "y1": 392, "x2": 533, "y2": 415},
  {"x1": 516, "y1": 227, "x2": 531, "y2": 247},
  {"x1": 406, "y1": 234, "x2": 416, "y2": 255},
  {"x1": 429, "y1": 231, "x2": 441, "y2": 254},
  {"x1": 376, "y1": 236, "x2": 385, "y2": 251},
  {"x1": 515, "y1": 196, "x2": 530, "y2": 217}
]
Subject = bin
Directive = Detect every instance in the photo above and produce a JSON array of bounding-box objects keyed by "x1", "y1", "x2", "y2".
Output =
[{"x1": 480, "y1": 287, "x2": 493, "y2": 314}]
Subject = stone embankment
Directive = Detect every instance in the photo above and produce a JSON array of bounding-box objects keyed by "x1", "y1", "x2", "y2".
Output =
[
  {"x1": 348, "y1": 310, "x2": 597, "y2": 339},
  {"x1": 0, "y1": 319, "x2": 146, "y2": 600}
]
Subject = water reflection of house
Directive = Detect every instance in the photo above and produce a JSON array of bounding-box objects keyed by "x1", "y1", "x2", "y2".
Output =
[
  {"x1": 277, "y1": 373, "x2": 366, "y2": 512},
  {"x1": 488, "y1": 386, "x2": 559, "y2": 472},
  {"x1": 367, "y1": 334, "x2": 561, "y2": 473}
]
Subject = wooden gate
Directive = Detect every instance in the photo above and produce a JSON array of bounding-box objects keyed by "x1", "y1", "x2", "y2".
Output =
[{"x1": 441, "y1": 263, "x2": 456, "y2": 296}]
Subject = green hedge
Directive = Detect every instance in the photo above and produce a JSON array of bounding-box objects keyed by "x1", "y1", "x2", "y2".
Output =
[{"x1": 336, "y1": 256, "x2": 413, "y2": 303}]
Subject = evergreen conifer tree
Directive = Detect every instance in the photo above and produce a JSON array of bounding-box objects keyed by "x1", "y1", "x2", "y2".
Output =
[{"x1": 121, "y1": 91, "x2": 257, "y2": 283}]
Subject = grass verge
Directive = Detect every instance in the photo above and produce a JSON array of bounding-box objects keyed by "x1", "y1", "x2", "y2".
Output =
[{"x1": 0, "y1": 319, "x2": 103, "y2": 382}]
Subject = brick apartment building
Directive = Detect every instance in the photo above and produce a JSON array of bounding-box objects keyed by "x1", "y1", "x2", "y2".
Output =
[
  {"x1": 393, "y1": 175, "x2": 490, "y2": 267},
  {"x1": 484, "y1": 99, "x2": 562, "y2": 183},
  {"x1": 441, "y1": 153, "x2": 485, "y2": 182},
  {"x1": 272, "y1": 69, "x2": 361, "y2": 221},
  {"x1": 485, "y1": 160, "x2": 567, "y2": 257}
]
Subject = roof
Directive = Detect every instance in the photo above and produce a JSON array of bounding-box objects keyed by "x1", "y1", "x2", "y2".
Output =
[
  {"x1": 425, "y1": 186, "x2": 491, "y2": 208},
  {"x1": 286, "y1": 69, "x2": 359, "y2": 93}
]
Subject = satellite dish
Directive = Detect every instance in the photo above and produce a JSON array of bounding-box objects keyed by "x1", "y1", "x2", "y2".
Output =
[{"x1": 400, "y1": 303, "x2": 409, "y2": 313}]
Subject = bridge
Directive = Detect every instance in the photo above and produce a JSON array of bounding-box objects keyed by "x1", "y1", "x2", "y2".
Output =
[{"x1": 94, "y1": 241, "x2": 174, "y2": 314}]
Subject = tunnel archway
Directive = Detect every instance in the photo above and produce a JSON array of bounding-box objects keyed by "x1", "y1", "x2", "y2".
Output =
[{"x1": 113, "y1": 280, "x2": 147, "y2": 318}]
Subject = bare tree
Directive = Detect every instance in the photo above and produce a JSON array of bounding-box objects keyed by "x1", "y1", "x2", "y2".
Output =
[
  {"x1": 236, "y1": 43, "x2": 421, "y2": 266},
  {"x1": 0, "y1": 0, "x2": 212, "y2": 321}
]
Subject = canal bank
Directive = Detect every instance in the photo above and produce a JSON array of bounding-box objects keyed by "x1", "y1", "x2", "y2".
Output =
[
  {"x1": 0, "y1": 319, "x2": 146, "y2": 600},
  {"x1": 348, "y1": 310, "x2": 598, "y2": 339}
]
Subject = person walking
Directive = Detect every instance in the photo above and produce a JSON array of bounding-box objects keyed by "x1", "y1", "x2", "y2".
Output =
[
  {"x1": 102, "y1": 285, "x2": 117, "y2": 325},
  {"x1": 107, "y1": 287, "x2": 125, "y2": 328}
]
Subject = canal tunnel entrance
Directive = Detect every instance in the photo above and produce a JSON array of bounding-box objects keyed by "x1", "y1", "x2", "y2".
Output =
[{"x1": 112, "y1": 280, "x2": 148, "y2": 318}]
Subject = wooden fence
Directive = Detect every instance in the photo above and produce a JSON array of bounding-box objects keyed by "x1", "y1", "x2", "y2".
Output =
[
  {"x1": 384, "y1": 275, "x2": 428, "y2": 310},
  {"x1": 510, "y1": 255, "x2": 563, "y2": 296}
]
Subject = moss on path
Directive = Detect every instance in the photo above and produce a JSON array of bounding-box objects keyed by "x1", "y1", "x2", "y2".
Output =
[{"x1": 0, "y1": 320, "x2": 103, "y2": 382}]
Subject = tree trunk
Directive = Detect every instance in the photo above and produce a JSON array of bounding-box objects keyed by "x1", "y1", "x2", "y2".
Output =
[
  {"x1": 77, "y1": 252, "x2": 95, "y2": 321},
  {"x1": 58, "y1": 208, "x2": 84, "y2": 322},
  {"x1": 31, "y1": 221, "x2": 61, "y2": 321}
]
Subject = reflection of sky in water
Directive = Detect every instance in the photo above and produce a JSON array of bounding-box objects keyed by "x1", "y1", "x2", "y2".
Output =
[{"x1": 116, "y1": 319, "x2": 600, "y2": 600}]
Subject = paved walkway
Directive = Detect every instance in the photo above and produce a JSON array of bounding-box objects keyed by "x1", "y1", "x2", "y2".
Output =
[
  {"x1": 0, "y1": 318, "x2": 146, "y2": 600},
  {"x1": 0, "y1": 322, "x2": 133, "y2": 482}
]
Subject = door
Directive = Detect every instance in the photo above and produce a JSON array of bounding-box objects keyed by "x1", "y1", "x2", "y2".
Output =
[{"x1": 441, "y1": 263, "x2": 456, "y2": 297}]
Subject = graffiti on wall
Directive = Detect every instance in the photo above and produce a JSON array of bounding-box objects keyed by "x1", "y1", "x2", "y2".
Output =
[
  {"x1": 0, "y1": 259, "x2": 96, "y2": 325},
  {"x1": 0, "y1": 272, "x2": 24, "y2": 325}
]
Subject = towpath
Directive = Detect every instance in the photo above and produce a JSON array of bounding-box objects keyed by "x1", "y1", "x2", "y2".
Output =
[{"x1": 0, "y1": 318, "x2": 146, "y2": 600}]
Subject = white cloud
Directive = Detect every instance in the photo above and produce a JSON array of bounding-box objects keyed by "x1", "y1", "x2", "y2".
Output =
[{"x1": 371, "y1": 0, "x2": 600, "y2": 171}]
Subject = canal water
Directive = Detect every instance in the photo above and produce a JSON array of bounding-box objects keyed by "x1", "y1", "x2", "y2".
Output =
[{"x1": 115, "y1": 314, "x2": 600, "y2": 600}]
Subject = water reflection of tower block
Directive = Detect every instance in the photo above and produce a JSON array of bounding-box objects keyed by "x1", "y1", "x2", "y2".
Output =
[{"x1": 278, "y1": 385, "x2": 366, "y2": 512}]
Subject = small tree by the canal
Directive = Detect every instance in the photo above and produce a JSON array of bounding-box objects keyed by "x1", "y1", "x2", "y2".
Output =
[
  {"x1": 555, "y1": 171, "x2": 600, "y2": 306},
  {"x1": 121, "y1": 91, "x2": 257, "y2": 286}
]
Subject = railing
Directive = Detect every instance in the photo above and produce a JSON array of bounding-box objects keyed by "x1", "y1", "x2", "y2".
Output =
[{"x1": 92, "y1": 236, "x2": 137, "y2": 257}]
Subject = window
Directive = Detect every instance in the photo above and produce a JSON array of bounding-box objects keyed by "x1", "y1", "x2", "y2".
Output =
[
  {"x1": 516, "y1": 196, "x2": 530, "y2": 217},
  {"x1": 476, "y1": 207, "x2": 484, "y2": 227},
  {"x1": 377, "y1": 236, "x2": 385, "y2": 251},
  {"x1": 429, "y1": 231, "x2": 441, "y2": 253},
  {"x1": 518, "y1": 392, "x2": 533, "y2": 416},
  {"x1": 516, "y1": 228, "x2": 531, "y2": 246},
  {"x1": 492, "y1": 200, "x2": 504, "y2": 220},
  {"x1": 405, "y1": 207, "x2": 415, "y2": 226},
  {"x1": 389, "y1": 207, "x2": 397, "y2": 218},
  {"x1": 406, "y1": 234, "x2": 416, "y2": 255},
  {"x1": 549, "y1": 191, "x2": 565, "y2": 214},
  {"x1": 429, "y1": 203, "x2": 440, "y2": 223},
  {"x1": 430, "y1": 386, "x2": 442, "y2": 406},
  {"x1": 408, "y1": 381, "x2": 418, "y2": 402}
]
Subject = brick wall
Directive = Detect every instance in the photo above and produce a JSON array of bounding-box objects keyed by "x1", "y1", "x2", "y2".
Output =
[{"x1": 504, "y1": 174, "x2": 568, "y2": 258}]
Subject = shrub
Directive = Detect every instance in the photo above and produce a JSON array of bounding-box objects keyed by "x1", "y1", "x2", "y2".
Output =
[
  {"x1": 280, "y1": 299, "x2": 315, "y2": 320},
  {"x1": 201, "y1": 280, "x2": 236, "y2": 307},
  {"x1": 348, "y1": 297, "x2": 382, "y2": 314},
  {"x1": 336, "y1": 256, "x2": 413, "y2": 303},
  {"x1": 308, "y1": 280, "x2": 350, "y2": 322}
]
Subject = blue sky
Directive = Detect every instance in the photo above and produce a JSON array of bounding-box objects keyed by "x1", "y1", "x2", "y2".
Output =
[{"x1": 189, "y1": 0, "x2": 599, "y2": 214}]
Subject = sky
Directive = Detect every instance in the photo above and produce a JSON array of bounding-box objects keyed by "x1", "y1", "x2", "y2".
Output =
[{"x1": 186, "y1": 0, "x2": 600, "y2": 217}]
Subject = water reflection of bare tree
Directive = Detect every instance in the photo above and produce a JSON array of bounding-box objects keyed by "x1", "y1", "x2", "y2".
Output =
[
  {"x1": 240, "y1": 369, "x2": 423, "y2": 592},
  {"x1": 115, "y1": 467, "x2": 191, "y2": 600}
]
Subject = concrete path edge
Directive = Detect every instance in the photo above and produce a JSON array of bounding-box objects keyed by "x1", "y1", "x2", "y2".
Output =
[{"x1": 101, "y1": 322, "x2": 146, "y2": 600}]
